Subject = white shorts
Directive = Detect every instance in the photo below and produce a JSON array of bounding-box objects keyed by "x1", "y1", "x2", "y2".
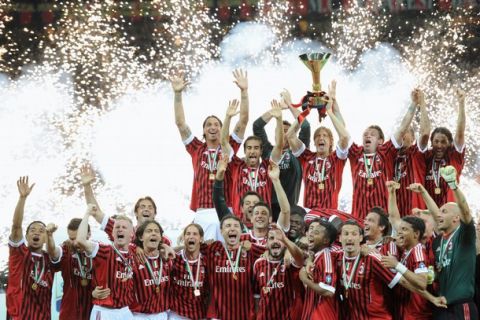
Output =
[
  {"x1": 90, "y1": 305, "x2": 133, "y2": 320},
  {"x1": 168, "y1": 311, "x2": 203, "y2": 319},
  {"x1": 193, "y1": 208, "x2": 223, "y2": 242},
  {"x1": 132, "y1": 311, "x2": 169, "y2": 319}
]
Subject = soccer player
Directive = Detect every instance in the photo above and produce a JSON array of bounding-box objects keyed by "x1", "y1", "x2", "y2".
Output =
[
  {"x1": 363, "y1": 207, "x2": 397, "y2": 256},
  {"x1": 129, "y1": 220, "x2": 171, "y2": 319},
  {"x1": 299, "y1": 218, "x2": 339, "y2": 319},
  {"x1": 252, "y1": 88, "x2": 311, "y2": 221},
  {"x1": 392, "y1": 89, "x2": 431, "y2": 216},
  {"x1": 77, "y1": 204, "x2": 136, "y2": 319},
  {"x1": 287, "y1": 81, "x2": 349, "y2": 212},
  {"x1": 419, "y1": 90, "x2": 467, "y2": 207},
  {"x1": 221, "y1": 99, "x2": 284, "y2": 220},
  {"x1": 345, "y1": 92, "x2": 417, "y2": 220},
  {"x1": 429, "y1": 166, "x2": 478, "y2": 319},
  {"x1": 204, "y1": 214, "x2": 265, "y2": 320},
  {"x1": 380, "y1": 216, "x2": 431, "y2": 320},
  {"x1": 171, "y1": 70, "x2": 249, "y2": 240},
  {"x1": 46, "y1": 218, "x2": 94, "y2": 320},
  {"x1": 7, "y1": 176, "x2": 54, "y2": 320},
  {"x1": 253, "y1": 226, "x2": 305, "y2": 320},
  {"x1": 336, "y1": 220, "x2": 401, "y2": 320},
  {"x1": 169, "y1": 223, "x2": 208, "y2": 320},
  {"x1": 288, "y1": 205, "x2": 307, "y2": 243}
]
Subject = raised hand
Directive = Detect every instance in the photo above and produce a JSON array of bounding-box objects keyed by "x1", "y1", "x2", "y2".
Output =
[
  {"x1": 170, "y1": 73, "x2": 189, "y2": 93},
  {"x1": 386, "y1": 180, "x2": 400, "y2": 193},
  {"x1": 17, "y1": 176, "x2": 35, "y2": 198},
  {"x1": 46, "y1": 223, "x2": 58, "y2": 235},
  {"x1": 456, "y1": 89, "x2": 465, "y2": 104},
  {"x1": 269, "y1": 99, "x2": 282, "y2": 119},
  {"x1": 280, "y1": 89, "x2": 292, "y2": 108},
  {"x1": 226, "y1": 99, "x2": 240, "y2": 118},
  {"x1": 268, "y1": 160, "x2": 280, "y2": 181},
  {"x1": 407, "y1": 183, "x2": 425, "y2": 194},
  {"x1": 440, "y1": 165, "x2": 458, "y2": 188},
  {"x1": 80, "y1": 163, "x2": 96, "y2": 186},
  {"x1": 328, "y1": 80, "x2": 337, "y2": 100},
  {"x1": 216, "y1": 153, "x2": 228, "y2": 175},
  {"x1": 232, "y1": 69, "x2": 248, "y2": 91}
]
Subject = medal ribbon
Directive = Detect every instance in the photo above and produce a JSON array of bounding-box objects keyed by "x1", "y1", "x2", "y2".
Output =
[
  {"x1": 432, "y1": 160, "x2": 444, "y2": 189},
  {"x1": 207, "y1": 146, "x2": 220, "y2": 173},
  {"x1": 247, "y1": 166, "x2": 260, "y2": 192},
  {"x1": 266, "y1": 258, "x2": 282, "y2": 289},
  {"x1": 145, "y1": 256, "x2": 163, "y2": 287},
  {"x1": 342, "y1": 254, "x2": 360, "y2": 292},
  {"x1": 112, "y1": 244, "x2": 132, "y2": 273},
  {"x1": 394, "y1": 156, "x2": 405, "y2": 182},
  {"x1": 75, "y1": 252, "x2": 92, "y2": 279},
  {"x1": 32, "y1": 254, "x2": 45, "y2": 285},
  {"x1": 438, "y1": 226, "x2": 460, "y2": 269},
  {"x1": 315, "y1": 157, "x2": 327, "y2": 182},
  {"x1": 183, "y1": 251, "x2": 202, "y2": 291},
  {"x1": 363, "y1": 153, "x2": 376, "y2": 180},
  {"x1": 224, "y1": 244, "x2": 243, "y2": 278}
]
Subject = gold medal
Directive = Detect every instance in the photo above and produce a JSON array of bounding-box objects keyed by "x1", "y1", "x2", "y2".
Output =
[
  {"x1": 367, "y1": 178, "x2": 373, "y2": 185},
  {"x1": 242, "y1": 240, "x2": 251, "y2": 252},
  {"x1": 263, "y1": 287, "x2": 270, "y2": 294},
  {"x1": 318, "y1": 183, "x2": 324, "y2": 190},
  {"x1": 155, "y1": 286, "x2": 160, "y2": 294},
  {"x1": 194, "y1": 289, "x2": 201, "y2": 297},
  {"x1": 32, "y1": 283, "x2": 38, "y2": 291},
  {"x1": 435, "y1": 187, "x2": 441, "y2": 194},
  {"x1": 80, "y1": 278, "x2": 88, "y2": 287},
  {"x1": 209, "y1": 173, "x2": 215, "y2": 180},
  {"x1": 233, "y1": 274, "x2": 238, "y2": 280}
]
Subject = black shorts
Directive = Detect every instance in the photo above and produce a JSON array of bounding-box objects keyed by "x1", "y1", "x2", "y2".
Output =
[{"x1": 433, "y1": 300, "x2": 479, "y2": 320}]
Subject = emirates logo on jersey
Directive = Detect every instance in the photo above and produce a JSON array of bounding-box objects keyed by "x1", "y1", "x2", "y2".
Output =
[{"x1": 358, "y1": 263, "x2": 365, "y2": 275}]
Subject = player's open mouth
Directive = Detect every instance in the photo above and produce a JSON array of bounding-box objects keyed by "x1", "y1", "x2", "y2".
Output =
[
  {"x1": 228, "y1": 234, "x2": 237, "y2": 240},
  {"x1": 318, "y1": 142, "x2": 325, "y2": 147},
  {"x1": 32, "y1": 236, "x2": 40, "y2": 242},
  {"x1": 142, "y1": 213, "x2": 150, "y2": 217},
  {"x1": 271, "y1": 243, "x2": 281, "y2": 249},
  {"x1": 365, "y1": 139, "x2": 372, "y2": 145},
  {"x1": 117, "y1": 234, "x2": 125, "y2": 239},
  {"x1": 187, "y1": 240, "x2": 196, "y2": 246}
]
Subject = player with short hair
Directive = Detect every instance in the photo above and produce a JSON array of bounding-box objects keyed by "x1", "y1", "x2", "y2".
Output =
[
  {"x1": 171, "y1": 70, "x2": 249, "y2": 240},
  {"x1": 363, "y1": 206, "x2": 397, "y2": 256},
  {"x1": 7, "y1": 176, "x2": 54, "y2": 320}
]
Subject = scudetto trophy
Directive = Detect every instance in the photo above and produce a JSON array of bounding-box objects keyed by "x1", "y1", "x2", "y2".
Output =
[{"x1": 292, "y1": 52, "x2": 331, "y2": 123}]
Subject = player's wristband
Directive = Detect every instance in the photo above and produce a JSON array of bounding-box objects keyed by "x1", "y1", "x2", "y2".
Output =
[{"x1": 395, "y1": 262, "x2": 408, "y2": 275}]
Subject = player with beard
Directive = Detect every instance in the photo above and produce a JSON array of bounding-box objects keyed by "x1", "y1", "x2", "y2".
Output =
[
  {"x1": 129, "y1": 220, "x2": 171, "y2": 319},
  {"x1": 7, "y1": 176, "x2": 54, "y2": 320},
  {"x1": 253, "y1": 226, "x2": 305, "y2": 320},
  {"x1": 428, "y1": 166, "x2": 477, "y2": 319},
  {"x1": 287, "y1": 81, "x2": 349, "y2": 214},
  {"x1": 392, "y1": 89, "x2": 431, "y2": 216},
  {"x1": 221, "y1": 99, "x2": 284, "y2": 220},
  {"x1": 381, "y1": 216, "x2": 431, "y2": 320},
  {"x1": 363, "y1": 206, "x2": 397, "y2": 256},
  {"x1": 169, "y1": 223, "x2": 208, "y2": 320},
  {"x1": 288, "y1": 205, "x2": 307, "y2": 243},
  {"x1": 299, "y1": 219, "x2": 339, "y2": 320},
  {"x1": 417, "y1": 90, "x2": 467, "y2": 208},
  {"x1": 252, "y1": 88, "x2": 311, "y2": 221},
  {"x1": 77, "y1": 204, "x2": 136, "y2": 320},
  {"x1": 46, "y1": 218, "x2": 94, "y2": 320},
  {"x1": 203, "y1": 214, "x2": 265, "y2": 320},
  {"x1": 344, "y1": 92, "x2": 417, "y2": 220},
  {"x1": 80, "y1": 164, "x2": 171, "y2": 246},
  {"x1": 171, "y1": 70, "x2": 249, "y2": 240}
]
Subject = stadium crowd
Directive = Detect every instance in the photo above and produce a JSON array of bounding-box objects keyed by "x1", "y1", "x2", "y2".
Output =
[{"x1": 6, "y1": 69, "x2": 477, "y2": 320}]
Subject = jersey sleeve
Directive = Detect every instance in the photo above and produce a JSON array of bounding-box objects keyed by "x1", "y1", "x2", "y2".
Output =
[
  {"x1": 378, "y1": 139, "x2": 400, "y2": 161},
  {"x1": 252, "y1": 259, "x2": 262, "y2": 298},
  {"x1": 412, "y1": 245, "x2": 429, "y2": 274},
  {"x1": 347, "y1": 142, "x2": 363, "y2": 159},
  {"x1": 252, "y1": 117, "x2": 273, "y2": 159},
  {"x1": 370, "y1": 253, "x2": 399, "y2": 289},
  {"x1": 230, "y1": 134, "x2": 243, "y2": 155},
  {"x1": 251, "y1": 243, "x2": 267, "y2": 260},
  {"x1": 459, "y1": 220, "x2": 476, "y2": 246},
  {"x1": 317, "y1": 251, "x2": 336, "y2": 294},
  {"x1": 184, "y1": 135, "x2": 203, "y2": 156},
  {"x1": 101, "y1": 216, "x2": 115, "y2": 241},
  {"x1": 298, "y1": 119, "x2": 311, "y2": 149}
]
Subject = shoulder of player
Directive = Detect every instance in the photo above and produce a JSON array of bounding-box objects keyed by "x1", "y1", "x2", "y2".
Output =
[
  {"x1": 253, "y1": 257, "x2": 268, "y2": 269},
  {"x1": 367, "y1": 251, "x2": 383, "y2": 262}
]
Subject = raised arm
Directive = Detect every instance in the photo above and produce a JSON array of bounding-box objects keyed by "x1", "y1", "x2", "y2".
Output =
[
  {"x1": 440, "y1": 165, "x2": 472, "y2": 224},
  {"x1": 326, "y1": 82, "x2": 350, "y2": 150},
  {"x1": 171, "y1": 74, "x2": 192, "y2": 141},
  {"x1": 252, "y1": 111, "x2": 274, "y2": 159},
  {"x1": 416, "y1": 89, "x2": 431, "y2": 150},
  {"x1": 327, "y1": 80, "x2": 346, "y2": 127},
  {"x1": 386, "y1": 181, "x2": 401, "y2": 231},
  {"x1": 269, "y1": 161, "x2": 290, "y2": 231},
  {"x1": 454, "y1": 89, "x2": 466, "y2": 149},
  {"x1": 270, "y1": 99, "x2": 284, "y2": 163},
  {"x1": 407, "y1": 183, "x2": 440, "y2": 224},
  {"x1": 393, "y1": 89, "x2": 418, "y2": 144},
  {"x1": 213, "y1": 154, "x2": 232, "y2": 221},
  {"x1": 10, "y1": 176, "x2": 35, "y2": 242},
  {"x1": 46, "y1": 223, "x2": 61, "y2": 261},
  {"x1": 232, "y1": 69, "x2": 249, "y2": 139},
  {"x1": 77, "y1": 204, "x2": 97, "y2": 255},
  {"x1": 276, "y1": 225, "x2": 304, "y2": 266},
  {"x1": 220, "y1": 99, "x2": 240, "y2": 157},
  {"x1": 80, "y1": 164, "x2": 105, "y2": 225}
]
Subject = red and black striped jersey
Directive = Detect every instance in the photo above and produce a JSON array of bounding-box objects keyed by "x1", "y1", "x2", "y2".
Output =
[
  {"x1": 301, "y1": 248, "x2": 338, "y2": 320},
  {"x1": 336, "y1": 251, "x2": 399, "y2": 320},
  {"x1": 240, "y1": 230, "x2": 267, "y2": 247},
  {"x1": 7, "y1": 239, "x2": 54, "y2": 320},
  {"x1": 130, "y1": 254, "x2": 171, "y2": 314},
  {"x1": 253, "y1": 257, "x2": 301, "y2": 320},
  {"x1": 348, "y1": 139, "x2": 400, "y2": 220},
  {"x1": 184, "y1": 134, "x2": 241, "y2": 211},
  {"x1": 228, "y1": 157, "x2": 272, "y2": 220},
  {"x1": 294, "y1": 143, "x2": 347, "y2": 209},
  {"x1": 203, "y1": 240, "x2": 265, "y2": 320},
  {"x1": 51, "y1": 243, "x2": 93, "y2": 320},
  {"x1": 88, "y1": 242, "x2": 135, "y2": 308},
  {"x1": 419, "y1": 144, "x2": 465, "y2": 208},
  {"x1": 169, "y1": 250, "x2": 209, "y2": 320}
]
